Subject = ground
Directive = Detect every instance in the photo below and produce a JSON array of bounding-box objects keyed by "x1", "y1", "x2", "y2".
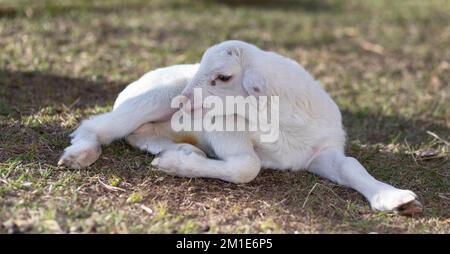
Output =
[{"x1": 0, "y1": 0, "x2": 449, "y2": 233}]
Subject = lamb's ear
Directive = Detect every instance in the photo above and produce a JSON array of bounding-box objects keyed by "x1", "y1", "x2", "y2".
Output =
[{"x1": 242, "y1": 69, "x2": 268, "y2": 96}]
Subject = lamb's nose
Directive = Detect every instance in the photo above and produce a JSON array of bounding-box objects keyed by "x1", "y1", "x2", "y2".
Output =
[
  {"x1": 181, "y1": 91, "x2": 193, "y2": 100},
  {"x1": 175, "y1": 95, "x2": 189, "y2": 109},
  {"x1": 180, "y1": 89, "x2": 202, "y2": 111}
]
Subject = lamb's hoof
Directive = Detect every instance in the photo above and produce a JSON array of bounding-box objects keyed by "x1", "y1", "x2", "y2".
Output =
[
  {"x1": 370, "y1": 189, "x2": 423, "y2": 216},
  {"x1": 396, "y1": 200, "x2": 423, "y2": 216},
  {"x1": 58, "y1": 142, "x2": 101, "y2": 169}
]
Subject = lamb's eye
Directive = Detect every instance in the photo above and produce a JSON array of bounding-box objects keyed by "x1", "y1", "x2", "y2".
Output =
[{"x1": 217, "y1": 75, "x2": 232, "y2": 82}]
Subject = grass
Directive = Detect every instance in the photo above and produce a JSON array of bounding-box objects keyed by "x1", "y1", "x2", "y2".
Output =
[{"x1": 0, "y1": 0, "x2": 449, "y2": 233}]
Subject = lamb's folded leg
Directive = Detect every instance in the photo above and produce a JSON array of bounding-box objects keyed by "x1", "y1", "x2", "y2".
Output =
[
  {"x1": 307, "y1": 148, "x2": 423, "y2": 216},
  {"x1": 151, "y1": 133, "x2": 261, "y2": 184},
  {"x1": 58, "y1": 83, "x2": 185, "y2": 169},
  {"x1": 152, "y1": 150, "x2": 261, "y2": 184}
]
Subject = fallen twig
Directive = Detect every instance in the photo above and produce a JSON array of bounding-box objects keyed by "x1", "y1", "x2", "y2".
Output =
[
  {"x1": 358, "y1": 39, "x2": 385, "y2": 55},
  {"x1": 426, "y1": 131, "x2": 449, "y2": 146},
  {"x1": 437, "y1": 193, "x2": 450, "y2": 201},
  {"x1": 141, "y1": 205, "x2": 154, "y2": 215},
  {"x1": 404, "y1": 138, "x2": 419, "y2": 166},
  {"x1": 302, "y1": 183, "x2": 318, "y2": 208},
  {"x1": 98, "y1": 178, "x2": 126, "y2": 192}
]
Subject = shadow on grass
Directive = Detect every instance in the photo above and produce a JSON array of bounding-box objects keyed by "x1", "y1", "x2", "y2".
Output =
[
  {"x1": 0, "y1": 2, "x2": 155, "y2": 19},
  {"x1": 0, "y1": 69, "x2": 125, "y2": 116},
  {"x1": 341, "y1": 110, "x2": 449, "y2": 145},
  {"x1": 0, "y1": 70, "x2": 448, "y2": 231},
  {"x1": 0, "y1": 0, "x2": 341, "y2": 20},
  {"x1": 207, "y1": 0, "x2": 343, "y2": 12},
  {"x1": 0, "y1": 69, "x2": 127, "y2": 164}
]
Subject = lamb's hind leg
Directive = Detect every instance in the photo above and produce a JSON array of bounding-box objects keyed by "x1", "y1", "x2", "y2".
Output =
[
  {"x1": 58, "y1": 82, "x2": 186, "y2": 169},
  {"x1": 307, "y1": 148, "x2": 423, "y2": 216}
]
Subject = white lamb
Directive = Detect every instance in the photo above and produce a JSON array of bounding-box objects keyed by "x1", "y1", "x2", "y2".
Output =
[{"x1": 58, "y1": 40, "x2": 422, "y2": 215}]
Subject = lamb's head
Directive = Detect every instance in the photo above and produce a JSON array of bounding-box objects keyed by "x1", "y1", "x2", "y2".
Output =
[{"x1": 179, "y1": 40, "x2": 268, "y2": 111}]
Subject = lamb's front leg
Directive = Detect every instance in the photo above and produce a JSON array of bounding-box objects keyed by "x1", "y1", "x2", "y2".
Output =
[
  {"x1": 152, "y1": 150, "x2": 261, "y2": 183},
  {"x1": 307, "y1": 148, "x2": 423, "y2": 216},
  {"x1": 151, "y1": 133, "x2": 261, "y2": 183},
  {"x1": 58, "y1": 84, "x2": 183, "y2": 169}
]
